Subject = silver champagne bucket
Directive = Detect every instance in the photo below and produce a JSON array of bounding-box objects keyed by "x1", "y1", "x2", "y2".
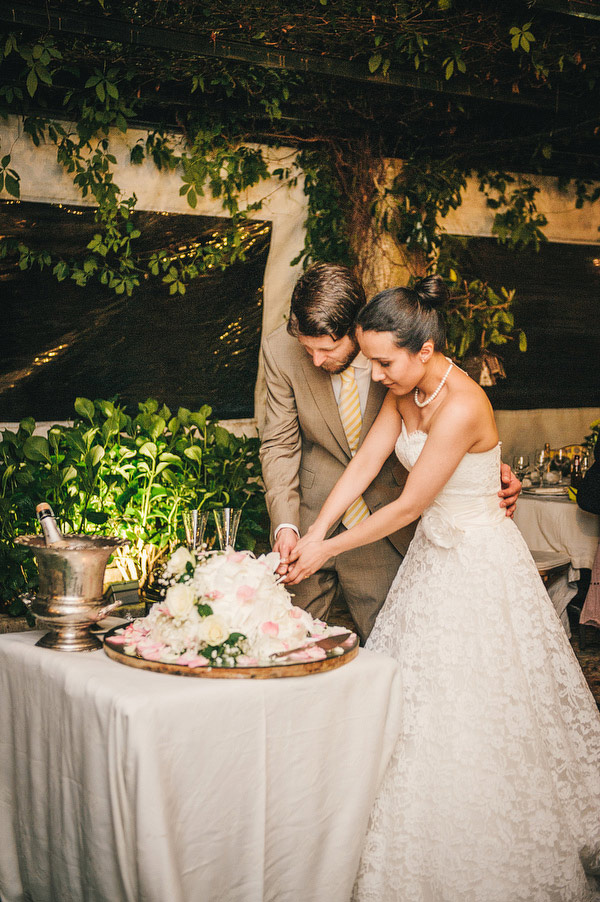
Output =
[{"x1": 15, "y1": 535, "x2": 128, "y2": 652}]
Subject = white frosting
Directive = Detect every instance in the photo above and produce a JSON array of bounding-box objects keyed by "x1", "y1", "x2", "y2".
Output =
[{"x1": 110, "y1": 549, "x2": 341, "y2": 667}]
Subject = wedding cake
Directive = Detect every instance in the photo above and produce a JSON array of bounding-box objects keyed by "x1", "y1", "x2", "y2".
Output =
[{"x1": 107, "y1": 547, "x2": 349, "y2": 668}]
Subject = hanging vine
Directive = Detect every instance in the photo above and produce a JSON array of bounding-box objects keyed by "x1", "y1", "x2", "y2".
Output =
[{"x1": 0, "y1": 0, "x2": 599, "y2": 372}]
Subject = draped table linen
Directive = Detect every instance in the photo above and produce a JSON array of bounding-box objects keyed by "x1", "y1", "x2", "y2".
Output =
[
  {"x1": 514, "y1": 495, "x2": 600, "y2": 631},
  {"x1": 514, "y1": 494, "x2": 599, "y2": 571},
  {"x1": 0, "y1": 631, "x2": 403, "y2": 902}
]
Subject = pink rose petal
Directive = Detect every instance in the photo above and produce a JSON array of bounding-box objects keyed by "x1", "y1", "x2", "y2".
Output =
[
  {"x1": 236, "y1": 584, "x2": 256, "y2": 602},
  {"x1": 178, "y1": 652, "x2": 209, "y2": 668},
  {"x1": 136, "y1": 640, "x2": 166, "y2": 661},
  {"x1": 138, "y1": 646, "x2": 165, "y2": 661},
  {"x1": 286, "y1": 650, "x2": 313, "y2": 662},
  {"x1": 304, "y1": 645, "x2": 327, "y2": 660},
  {"x1": 261, "y1": 621, "x2": 279, "y2": 637},
  {"x1": 105, "y1": 634, "x2": 131, "y2": 646}
]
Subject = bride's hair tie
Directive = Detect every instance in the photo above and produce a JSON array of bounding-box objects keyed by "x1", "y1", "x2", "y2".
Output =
[{"x1": 357, "y1": 275, "x2": 448, "y2": 353}]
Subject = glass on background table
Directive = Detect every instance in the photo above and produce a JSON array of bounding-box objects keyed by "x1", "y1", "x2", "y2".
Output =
[{"x1": 512, "y1": 454, "x2": 530, "y2": 482}]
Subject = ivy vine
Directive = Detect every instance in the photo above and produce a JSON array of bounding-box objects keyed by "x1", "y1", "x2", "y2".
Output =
[{"x1": 0, "y1": 2, "x2": 599, "y2": 365}]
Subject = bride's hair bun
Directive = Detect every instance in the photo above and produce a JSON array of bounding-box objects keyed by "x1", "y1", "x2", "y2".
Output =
[
  {"x1": 357, "y1": 274, "x2": 448, "y2": 352},
  {"x1": 414, "y1": 275, "x2": 448, "y2": 311}
]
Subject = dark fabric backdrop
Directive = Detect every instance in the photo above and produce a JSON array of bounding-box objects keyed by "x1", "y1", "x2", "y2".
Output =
[
  {"x1": 0, "y1": 200, "x2": 271, "y2": 421},
  {"x1": 445, "y1": 236, "x2": 600, "y2": 409}
]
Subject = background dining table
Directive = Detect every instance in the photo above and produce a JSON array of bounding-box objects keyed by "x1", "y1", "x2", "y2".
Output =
[
  {"x1": 514, "y1": 490, "x2": 600, "y2": 631},
  {"x1": 514, "y1": 490, "x2": 599, "y2": 571},
  {"x1": 0, "y1": 631, "x2": 404, "y2": 902}
]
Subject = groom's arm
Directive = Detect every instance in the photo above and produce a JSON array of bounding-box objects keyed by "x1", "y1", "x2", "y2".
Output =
[
  {"x1": 259, "y1": 336, "x2": 303, "y2": 559},
  {"x1": 499, "y1": 463, "x2": 521, "y2": 518}
]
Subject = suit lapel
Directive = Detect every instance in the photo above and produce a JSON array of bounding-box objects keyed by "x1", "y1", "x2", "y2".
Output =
[
  {"x1": 358, "y1": 379, "x2": 386, "y2": 447},
  {"x1": 299, "y1": 354, "x2": 351, "y2": 458}
]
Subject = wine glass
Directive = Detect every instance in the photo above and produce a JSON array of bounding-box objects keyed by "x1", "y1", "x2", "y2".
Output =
[
  {"x1": 552, "y1": 449, "x2": 569, "y2": 483},
  {"x1": 534, "y1": 448, "x2": 550, "y2": 482},
  {"x1": 512, "y1": 454, "x2": 530, "y2": 481},
  {"x1": 213, "y1": 508, "x2": 242, "y2": 550},
  {"x1": 182, "y1": 509, "x2": 209, "y2": 552}
]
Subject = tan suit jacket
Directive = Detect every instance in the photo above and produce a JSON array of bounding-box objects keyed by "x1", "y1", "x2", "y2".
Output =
[{"x1": 260, "y1": 324, "x2": 416, "y2": 556}]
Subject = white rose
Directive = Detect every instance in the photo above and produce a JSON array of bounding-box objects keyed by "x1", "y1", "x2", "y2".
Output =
[
  {"x1": 198, "y1": 615, "x2": 229, "y2": 646},
  {"x1": 165, "y1": 583, "x2": 196, "y2": 620},
  {"x1": 166, "y1": 546, "x2": 195, "y2": 577},
  {"x1": 420, "y1": 508, "x2": 463, "y2": 549}
]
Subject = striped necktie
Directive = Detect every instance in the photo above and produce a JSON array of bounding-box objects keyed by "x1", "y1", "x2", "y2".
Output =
[{"x1": 338, "y1": 366, "x2": 370, "y2": 529}]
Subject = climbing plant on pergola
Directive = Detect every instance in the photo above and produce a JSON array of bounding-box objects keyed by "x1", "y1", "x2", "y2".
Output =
[{"x1": 1, "y1": 0, "x2": 600, "y2": 361}]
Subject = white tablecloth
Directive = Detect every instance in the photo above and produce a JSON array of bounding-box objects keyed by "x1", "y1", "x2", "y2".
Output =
[
  {"x1": 0, "y1": 632, "x2": 403, "y2": 902},
  {"x1": 514, "y1": 496, "x2": 599, "y2": 571},
  {"x1": 514, "y1": 496, "x2": 600, "y2": 632}
]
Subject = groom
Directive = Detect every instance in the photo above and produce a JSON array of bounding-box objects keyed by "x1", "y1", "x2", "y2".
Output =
[{"x1": 259, "y1": 263, "x2": 520, "y2": 640}]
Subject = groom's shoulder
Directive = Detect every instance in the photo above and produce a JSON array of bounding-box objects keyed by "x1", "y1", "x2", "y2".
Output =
[{"x1": 263, "y1": 322, "x2": 302, "y2": 363}]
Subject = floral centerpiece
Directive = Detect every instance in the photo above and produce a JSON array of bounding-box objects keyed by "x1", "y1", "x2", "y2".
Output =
[{"x1": 107, "y1": 546, "x2": 347, "y2": 668}]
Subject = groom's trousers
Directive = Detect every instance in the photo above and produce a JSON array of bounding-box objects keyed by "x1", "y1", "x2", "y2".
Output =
[{"x1": 289, "y1": 526, "x2": 403, "y2": 642}]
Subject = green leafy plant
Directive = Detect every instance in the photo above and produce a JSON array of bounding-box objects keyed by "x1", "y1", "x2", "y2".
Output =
[
  {"x1": 444, "y1": 278, "x2": 526, "y2": 362},
  {"x1": 0, "y1": 397, "x2": 268, "y2": 615},
  {"x1": 479, "y1": 172, "x2": 548, "y2": 252},
  {"x1": 584, "y1": 419, "x2": 599, "y2": 454}
]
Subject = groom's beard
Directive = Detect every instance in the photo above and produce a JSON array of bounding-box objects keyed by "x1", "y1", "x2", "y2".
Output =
[{"x1": 319, "y1": 339, "x2": 361, "y2": 374}]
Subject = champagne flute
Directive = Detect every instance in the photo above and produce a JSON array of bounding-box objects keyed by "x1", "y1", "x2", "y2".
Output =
[
  {"x1": 213, "y1": 508, "x2": 242, "y2": 550},
  {"x1": 182, "y1": 509, "x2": 209, "y2": 552}
]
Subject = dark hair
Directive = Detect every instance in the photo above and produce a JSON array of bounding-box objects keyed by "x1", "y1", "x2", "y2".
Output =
[
  {"x1": 356, "y1": 275, "x2": 448, "y2": 352},
  {"x1": 287, "y1": 263, "x2": 366, "y2": 339}
]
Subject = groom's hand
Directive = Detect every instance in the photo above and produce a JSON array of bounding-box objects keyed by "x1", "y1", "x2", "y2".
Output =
[
  {"x1": 499, "y1": 463, "x2": 521, "y2": 518},
  {"x1": 273, "y1": 528, "x2": 298, "y2": 576}
]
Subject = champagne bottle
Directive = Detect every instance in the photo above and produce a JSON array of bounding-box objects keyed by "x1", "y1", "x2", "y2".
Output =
[
  {"x1": 35, "y1": 502, "x2": 65, "y2": 546},
  {"x1": 571, "y1": 455, "x2": 582, "y2": 489}
]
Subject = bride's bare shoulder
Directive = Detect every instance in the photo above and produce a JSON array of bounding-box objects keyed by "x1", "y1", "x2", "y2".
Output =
[{"x1": 436, "y1": 372, "x2": 497, "y2": 450}]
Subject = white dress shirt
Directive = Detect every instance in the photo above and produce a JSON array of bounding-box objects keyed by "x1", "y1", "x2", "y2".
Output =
[{"x1": 275, "y1": 353, "x2": 373, "y2": 540}]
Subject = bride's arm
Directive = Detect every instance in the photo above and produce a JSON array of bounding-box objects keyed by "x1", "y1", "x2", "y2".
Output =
[
  {"x1": 286, "y1": 398, "x2": 482, "y2": 584},
  {"x1": 300, "y1": 391, "x2": 402, "y2": 543}
]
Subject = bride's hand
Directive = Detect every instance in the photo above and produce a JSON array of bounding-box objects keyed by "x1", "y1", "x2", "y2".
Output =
[
  {"x1": 292, "y1": 527, "x2": 325, "y2": 557},
  {"x1": 283, "y1": 540, "x2": 331, "y2": 585}
]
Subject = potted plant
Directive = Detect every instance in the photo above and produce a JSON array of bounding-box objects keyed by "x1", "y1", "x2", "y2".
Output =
[{"x1": 0, "y1": 397, "x2": 268, "y2": 616}]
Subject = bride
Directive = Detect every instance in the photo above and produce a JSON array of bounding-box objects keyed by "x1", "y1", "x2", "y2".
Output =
[{"x1": 285, "y1": 275, "x2": 600, "y2": 901}]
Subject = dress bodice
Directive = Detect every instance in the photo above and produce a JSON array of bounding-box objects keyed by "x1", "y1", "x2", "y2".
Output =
[{"x1": 395, "y1": 421, "x2": 504, "y2": 547}]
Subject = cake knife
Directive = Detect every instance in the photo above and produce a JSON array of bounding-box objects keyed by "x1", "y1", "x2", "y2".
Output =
[{"x1": 270, "y1": 632, "x2": 353, "y2": 659}]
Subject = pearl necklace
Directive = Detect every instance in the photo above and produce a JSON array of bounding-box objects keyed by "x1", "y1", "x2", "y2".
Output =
[{"x1": 414, "y1": 357, "x2": 453, "y2": 408}]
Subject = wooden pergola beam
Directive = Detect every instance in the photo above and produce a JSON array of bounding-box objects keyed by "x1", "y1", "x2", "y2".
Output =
[
  {"x1": 0, "y1": 2, "x2": 570, "y2": 111},
  {"x1": 531, "y1": 0, "x2": 600, "y2": 22}
]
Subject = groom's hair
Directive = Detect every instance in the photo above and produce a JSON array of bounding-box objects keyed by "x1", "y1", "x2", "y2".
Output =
[{"x1": 287, "y1": 263, "x2": 366, "y2": 340}]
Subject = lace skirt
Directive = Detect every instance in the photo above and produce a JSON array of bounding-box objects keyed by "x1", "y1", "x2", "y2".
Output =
[{"x1": 353, "y1": 518, "x2": 600, "y2": 902}]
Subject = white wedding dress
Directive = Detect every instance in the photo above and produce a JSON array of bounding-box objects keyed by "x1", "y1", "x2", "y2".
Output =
[{"x1": 353, "y1": 423, "x2": 600, "y2": 902}]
